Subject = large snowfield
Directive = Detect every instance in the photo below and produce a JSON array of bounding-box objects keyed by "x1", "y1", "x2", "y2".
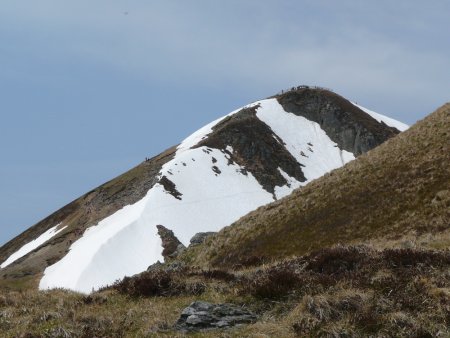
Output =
[{"x1": 2, "y1": 99, "x2": 407, "y2": 293}]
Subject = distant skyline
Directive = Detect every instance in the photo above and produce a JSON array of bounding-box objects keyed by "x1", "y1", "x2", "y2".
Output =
[{"x1": 1, "y1": 1, "x2": 450, "y2": 246}]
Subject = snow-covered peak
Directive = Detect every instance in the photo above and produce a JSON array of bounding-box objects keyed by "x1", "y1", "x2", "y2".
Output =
[
  {"x1": 352, "y1": 102, "x2": 409, "y2": 131},
  {"x1": 1, "y1": 89, "x2": 408, "y2": 294}
]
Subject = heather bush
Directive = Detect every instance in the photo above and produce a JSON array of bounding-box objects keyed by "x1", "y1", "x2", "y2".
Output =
[
  {"x1": 113, "y1": 269, "x2": 205, "y2": 297},
  {"x1": 192, "y1": 269, "x2": 237, "y2": 282},
  {"x1": 241, "y1": 265, "x2": 301, "y2": 299}
]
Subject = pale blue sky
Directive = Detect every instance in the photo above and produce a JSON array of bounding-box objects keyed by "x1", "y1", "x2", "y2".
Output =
[{"x1": 1, "y1": 1, "x2": 449, "y2": 246}]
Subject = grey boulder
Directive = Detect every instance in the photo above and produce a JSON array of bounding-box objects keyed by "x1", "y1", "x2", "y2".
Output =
[{"x1": 175, "y1": 301, "x2": 257, "y2": 332}]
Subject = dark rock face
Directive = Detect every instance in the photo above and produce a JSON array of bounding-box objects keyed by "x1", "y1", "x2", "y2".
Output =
[
  {"x1": 159, "y1": 175, "x2": 183, "y2": 200},
  {"x1": 175, "y1": 301, "x2": 257, "y2": 332},
  {"x1": 156, "y1": 225, "x2": 186, "y2": 260},
  {"x1": 194, "y1": 89, "x2": 401, "y2": 196},
  {"x1": 276, "y1": 88, "x2": 401, "y2": 156},
  {"x1": 194, "y1": 105, "x2": 306, "y2": 195},
  {"x1": 189, "y1": 232, "x2": 217, "y2": 246}
]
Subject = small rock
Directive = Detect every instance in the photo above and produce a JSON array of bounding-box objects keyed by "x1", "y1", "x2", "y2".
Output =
[
  {"x1": 175, "y1": 301, "x2": 257, "y2": 332},
  {"x1": 189, "y1": 232, "x2": 217, "y2": 246},
  {"x1": 156, "y1": 225, "x2": 186, "y2": 260},
  {"x1": 147, "y1": 260, "x2": 164, "y2": 271},
  {"x1": 432, "y1": 190, "x2": 450, "y2": 208},
  {"x1": 147, "y1": 260, "x2": 185, "y2": 272}
]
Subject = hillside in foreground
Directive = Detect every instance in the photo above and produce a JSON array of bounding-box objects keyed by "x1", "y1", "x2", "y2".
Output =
[
  {"x1": 1, "y1": 245, "x2": 448, "y2": 337},
  {"x1": 186, "y1": 103, "x2": 450, "y2": 268}
]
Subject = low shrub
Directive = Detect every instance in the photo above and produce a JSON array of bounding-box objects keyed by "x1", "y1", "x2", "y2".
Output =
[
  {"x1": 242, "y1": 266, "x2": 301, "y2": 299},
  {"x1": 382, "y1": 248, "x2": 450, "y2": 268},
  {"x1": 193, "y1": 269, "x2": 237, "y2": 282},
  {"x1": 305, "y1": 245, "x2": 370, "y2": 275},
  {"x1": 113, "y1": 269, "x2": 204, "y2": 297}
]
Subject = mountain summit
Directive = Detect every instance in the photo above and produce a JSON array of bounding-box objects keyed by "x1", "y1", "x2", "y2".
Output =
[{"x1": 0, "y1": 87, "x2": 407, "y2": 293}]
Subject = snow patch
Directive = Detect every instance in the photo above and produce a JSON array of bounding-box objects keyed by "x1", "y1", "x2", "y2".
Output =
[
  {"x1": 40, "y1": 147, "x2": 273, "y2": 293},
  {"x1": 352, "y1": 102, "x2": 409, "y2": 131},
  {"x1": 176, "y1": 103, "x2": 259, "y2": 154},
  {"x1": 274, "y1": 168, "x2": 302, "y2": 199},
  {"x1": 1, "y1": 224, "x2": 67, "y2": 268},
  {"x1": 255, "y1": 99, "x2": 356, "y2": 182}
]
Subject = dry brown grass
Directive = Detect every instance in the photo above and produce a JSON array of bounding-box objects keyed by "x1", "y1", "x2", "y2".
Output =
[
  {"x1": 1, "y1": 246, "x2": 449, "y2": 337},
  {"x1": 237, "y1": 246, "x2": 450, "y2": 337},
  {"x1": 0, "y1": 287, "x2": 237, "y2": 337}
]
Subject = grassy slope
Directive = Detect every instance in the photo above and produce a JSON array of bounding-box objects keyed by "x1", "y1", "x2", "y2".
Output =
[
  {"x1": 186, "y1": 103, "x2": 450, "y2": 268},
  {"x1": 1, "y1": 246, "x2": 448, "y2": 337}
]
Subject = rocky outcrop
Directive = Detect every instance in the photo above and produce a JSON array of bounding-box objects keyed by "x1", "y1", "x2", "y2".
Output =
[
  {"x1": 159, "y1": 175, "x2": 183, "y2": 200},
  {"x1": 175, "y1": 301, "x2": 257, "y2": 332},
  {"x1": 276, "y1": 88, "x2": 400, "y2": 155},
  {"x1": 147, "y1": 260, "x2": 185, "y2": 272},
  {"x1": 194, "y1": 105, "x2": 306, "y2": 194},
  {"x1": 156, "y1": 225, "x2": 185, "y2": 260},
  {"x1": 194, "y1": 89, "x2": 401, "y2": 196},
  {"x1": 189, "y1": 232, "x2": 217, "y2": 246}
]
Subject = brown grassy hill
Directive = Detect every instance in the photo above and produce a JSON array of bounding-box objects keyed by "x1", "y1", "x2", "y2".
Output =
[{"x1": 187, "y1": 103, "x2": 450, "y2": 268}]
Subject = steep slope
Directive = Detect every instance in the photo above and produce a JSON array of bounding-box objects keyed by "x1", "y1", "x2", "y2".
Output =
[
  {"x1": 0, "y1": 146, "x2": 176, "y2": 288},
  {"x1": 0, "y1": 87, "x2": 405, "y2": 293},
  {"x1": 188, "y1": 103, "x2": 449, "y2": 268}
]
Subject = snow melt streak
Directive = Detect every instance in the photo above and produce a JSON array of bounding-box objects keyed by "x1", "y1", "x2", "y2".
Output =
[{"x1": 1, "y1": 224, "x2": 66, "y2": 268}]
